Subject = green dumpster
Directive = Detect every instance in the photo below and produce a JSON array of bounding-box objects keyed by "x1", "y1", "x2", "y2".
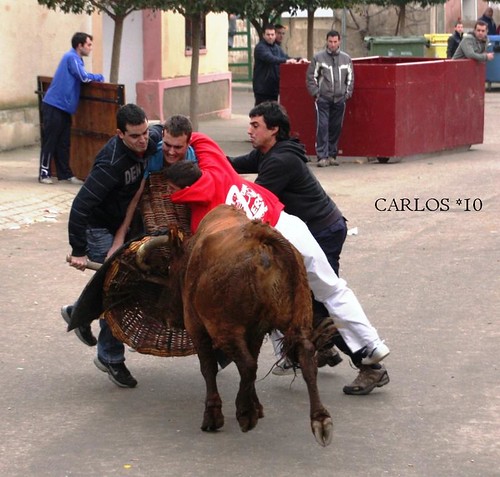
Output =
[
  {"x1": 424, "y1": 33, "x2": 449, "y2": 58},
  {"x1": 364, "y1": 36, "x2": 428, "y2": 57}
]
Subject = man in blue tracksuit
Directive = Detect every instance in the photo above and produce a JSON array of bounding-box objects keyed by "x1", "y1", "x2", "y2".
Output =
[{"x1": 39, "y1": 32, "x2": 104, "y2": 184}]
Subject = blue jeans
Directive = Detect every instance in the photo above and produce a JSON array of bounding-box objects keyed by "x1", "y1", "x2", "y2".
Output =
[{"x1": 86, "y1": 227, "x2": 125, "y2": 364}]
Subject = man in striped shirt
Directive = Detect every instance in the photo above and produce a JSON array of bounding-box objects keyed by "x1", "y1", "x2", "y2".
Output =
[{"x1": 61, "y1": 104, "x2": 162, "y2": 388}]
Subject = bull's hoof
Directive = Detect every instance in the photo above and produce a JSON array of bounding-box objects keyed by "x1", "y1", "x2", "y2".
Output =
[
  {"x1": 201, "y1": 407, "x2": 224, "y2": 432},
  {"x1": 311, "y1": 416, "x2": 333, "y2": 447},
  {"x1": 236, "y1": 407, "x2": 260, "y2": 432}
]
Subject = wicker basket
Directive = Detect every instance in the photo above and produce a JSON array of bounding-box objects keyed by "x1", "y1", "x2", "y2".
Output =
[{"x1": 103, "y1": 172, "x2": 196, "y2": 357}]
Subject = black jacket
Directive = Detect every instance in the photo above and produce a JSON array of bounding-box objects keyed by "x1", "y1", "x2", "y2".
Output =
[
  {"x1": 447, "y1": 31, "x2": 463, "y2": 59},
  {"x1": 229, "y1": 139, "x2": 343, "y2": 231},
  {"x1": 68, "y1": 124, "x2": 162, "y2": 256},
  {"x1": 252, "y1": 40, "x2": 288, "y2": 97}
]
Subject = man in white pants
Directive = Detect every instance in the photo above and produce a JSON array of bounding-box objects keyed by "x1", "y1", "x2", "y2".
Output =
[{"x1": 164, "y1": 130, "x2": 391, "y2": 395}]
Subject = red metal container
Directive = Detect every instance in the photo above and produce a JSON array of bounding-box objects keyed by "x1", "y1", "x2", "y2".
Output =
[{"x1": 280, "y1": 57, "x2": 485, "y2": 161}]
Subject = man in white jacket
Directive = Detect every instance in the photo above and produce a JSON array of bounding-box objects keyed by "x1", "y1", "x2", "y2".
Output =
[{"x1": 306, "y1": 30, "x2": 354, "y2": 167}]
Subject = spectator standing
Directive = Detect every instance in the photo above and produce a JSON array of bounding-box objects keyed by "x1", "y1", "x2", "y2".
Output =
[
  {"x1": 252, "y1": 24, "x2": 297, "y2": 105},
  {"x1": 453, "y1": 20, "x2": 494, "y2": 62},
  {"x1": 61, "y1": 104, "x2": 163, "y2": 389},
  {"x1": 447, "y1": 22, "x2": 464, "y2": 58},
  {"x1": 306, "y1": 30, "x2": 354, "y2": 168},
  {"x1": 39, "y1": 32, "x2": 105, "y2": 184},
  {"x1": 274, "y1": 23, "x2": 287, "y2": 47},
  {"x1": 228, "y1": 13, "x2": 237, "y2": 48},
  {"x1": 479, "y1": 7, "x2": 497, "y2": 36}
]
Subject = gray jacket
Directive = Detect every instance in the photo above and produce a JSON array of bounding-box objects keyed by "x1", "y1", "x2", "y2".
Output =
[
  {"x1": 452, "y1": 33, "x2": 488, "y2": 62},
  {"x1": 306, "y1": 48, "x2": 354, "y2": 102}
]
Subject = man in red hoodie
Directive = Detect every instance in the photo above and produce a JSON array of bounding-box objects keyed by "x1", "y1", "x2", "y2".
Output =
[{"x1": 165, "y1": 132, "x2": 390, "y2": 395}]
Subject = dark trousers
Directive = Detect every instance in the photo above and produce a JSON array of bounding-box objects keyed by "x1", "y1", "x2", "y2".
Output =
[
  {"x1": 39, "y1": 103, "x2": 73, "y2": 180},
  {"x1": 310, "y1": 218, "x2": 361, "y2": 363},
  {"x1": 311, "y1": 218, "x2": 347, "y2": 319},
  {"x1": 254, "y1": 93, "x2": 278, "y2": 106},
  {"x1": 314, "y1": 97, "x2": 346, "y2": 159}
]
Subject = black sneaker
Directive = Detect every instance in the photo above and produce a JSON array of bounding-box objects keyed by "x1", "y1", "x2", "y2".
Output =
[
  {"x1": 61, "y1": 305, "x2": 97, "y2": 347},
  {"x1": 94, "y1": 357, "x2": 138, "y2": 388}
]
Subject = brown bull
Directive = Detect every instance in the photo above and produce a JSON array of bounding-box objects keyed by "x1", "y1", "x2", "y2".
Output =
[{"x1": 169, "y1": 205, "x2": 332, "y2": 446}]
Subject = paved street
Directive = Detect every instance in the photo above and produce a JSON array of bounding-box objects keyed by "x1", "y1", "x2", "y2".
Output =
[{"x1": 0, "y1": 88, "x2": 499, "y2": 477}]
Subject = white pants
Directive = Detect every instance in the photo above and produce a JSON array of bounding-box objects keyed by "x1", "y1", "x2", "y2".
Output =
[{"x1": 274, "y1": 212, "x2": 381, "y2": 354}]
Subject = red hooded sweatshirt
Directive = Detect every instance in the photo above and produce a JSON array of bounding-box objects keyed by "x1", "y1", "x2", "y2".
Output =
[{"x1": 170, "y1": 132, "x2": 283, "y2": 232}]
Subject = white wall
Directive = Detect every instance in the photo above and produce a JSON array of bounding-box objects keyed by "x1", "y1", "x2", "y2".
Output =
[{"x1": 103, "y1": 11, "x2": 143, "y2": 104}]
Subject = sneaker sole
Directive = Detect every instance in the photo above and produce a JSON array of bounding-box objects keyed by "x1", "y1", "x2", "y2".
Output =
[
  {"x1": 93, "y1": 358, "x2": 137, "y2": 388},
  {"x1": 343, "y1": 371, "x2": 390, "y2": 396},
  {"x1": 61, "y1": 306, "x2": 96, "y2": 347}
]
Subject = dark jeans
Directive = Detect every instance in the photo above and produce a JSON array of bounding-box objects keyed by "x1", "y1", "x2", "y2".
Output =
[
  {"x1": 311, "y1": 217, "x2": 347, "y2": 319},
  {"x1": 39, "y1": 103, "x2": 73, "y2": 180},
  {"x1": 310, "y1": 218, "x2": 361, "y2": 362},
  {"x1": 86, "y1": 227, "x2": 125, "y2": 364}
]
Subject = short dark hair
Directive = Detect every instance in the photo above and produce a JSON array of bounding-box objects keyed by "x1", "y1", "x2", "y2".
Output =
[
  {"x1": 72, "y1": 32, "x2": 92, "y2": 49},
  {"x1": 263, "y1": 24, "x2": 276, "y2": 32},
  {"x1": 116, "y1": 104, "x2": 147, "y2": 133},
  {"x1": 163, "y1": 115, "x2": 193, "y2": 142},
  {"x1": 475, "y1": 20, "x2": 488, "y2": 29},
  {"x1": 249, "y1": 101, "x2": 291, "y2": 142},
  {"x1": 163, "y1": 160, "x2": 201, "y2": 188},
  {"x1": 326, "y1": 30, "x2": 341, "y2": 40}
]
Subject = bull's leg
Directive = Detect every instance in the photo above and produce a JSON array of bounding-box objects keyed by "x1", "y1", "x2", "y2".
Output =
[
  {"x1": 226, "y1": 333, "x2": 263, "y2": 432},
  {"x1": 247, "y1": 336, "x2": 265, "y2": 419},
  {"x1": 295, "y1": 334, "x2": 333, "y2": 447},
  {"x1": 191, "y1": 328, "x2": 224, "y2": 432}
]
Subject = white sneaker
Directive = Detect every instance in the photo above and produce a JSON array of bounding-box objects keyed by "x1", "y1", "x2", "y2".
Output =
[
  {"x1": 361, "y1": 342, "x2": 390, "y2": 365},
  {"x1": 39, "y1": 177, "x2": 53, "y2": 184},
  {"x1": 272, "y1": 359, "x2": 301, "y2": 376},
  {"x1": 67, "y1": 176, "x2": 84, "y2": 184}
]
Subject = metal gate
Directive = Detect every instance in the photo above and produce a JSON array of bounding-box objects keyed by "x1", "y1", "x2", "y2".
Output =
[
  {"x1": 36, "y1": 76, "x2": 125, "y2": 179},
  {"x1": 228, "y1": 19, "x2": 253, "y2": 82}
]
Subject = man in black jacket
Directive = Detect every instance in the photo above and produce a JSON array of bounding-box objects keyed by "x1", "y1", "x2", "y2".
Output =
[
  {"x1": 62, "y1": 104, "x2": 162, "y2": 388},
  {"x1": 252, "y1": 24, "x2": 298, "y2": 105},
  {"x1": 447, "y1": 22, "x2": 464, "y2": 58},
  {"x1": 229, "y1": 101, "x2": 390, "y2": 395}
]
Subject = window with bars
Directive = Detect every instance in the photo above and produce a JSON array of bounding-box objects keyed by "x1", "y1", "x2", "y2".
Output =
[{"x1": 185, "y1": 15, "x2": 207, "y2": 51}]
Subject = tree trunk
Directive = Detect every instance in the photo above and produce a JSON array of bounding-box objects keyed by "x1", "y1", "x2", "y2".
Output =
[
  {"x1": 189, "y1": 13, "x2": 201, "y2": 131},
  {"x1": 396, "y1": 5, "x2": 406, "y2": 36},
  {"x1": 110, "y1": 14, "x2": 125, "y2": 84},
  {"x1": 307, "y1": 8, "x2": 316, "y2": 60}
]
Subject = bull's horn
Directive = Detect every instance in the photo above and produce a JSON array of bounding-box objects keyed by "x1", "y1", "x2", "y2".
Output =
[{"x1": 135, "y1": 235, "x2": 170, "y2": 271}]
